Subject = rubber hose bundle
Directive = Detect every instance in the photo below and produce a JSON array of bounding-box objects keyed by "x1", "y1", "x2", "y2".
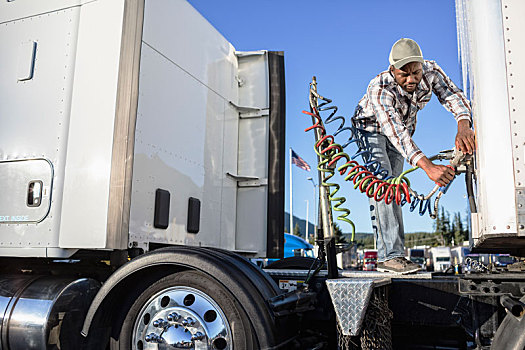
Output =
[
  {"x1": 304, "y1": 85, "x2": 445, "y2": 224},
  {"x1": 303, "y1": 108, "x2": 356, "y2": 239}
]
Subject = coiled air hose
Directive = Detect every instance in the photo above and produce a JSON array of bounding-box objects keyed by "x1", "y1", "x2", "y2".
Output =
[{"x1": 303, "y1": 81, "x2": 464, "y2": 236}]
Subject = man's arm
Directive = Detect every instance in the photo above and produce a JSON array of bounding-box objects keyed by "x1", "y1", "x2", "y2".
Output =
[
  {"x1": 430, "y1": 61, "x2": 476, "y2": 155},
  {"x1": 418, "y1": 118, "x2": 472, "y2": 186},
  {"x1": 417, "y1": 156, "x2": 455, "y2": 186},
  {"x1": 368, "y1": 81, "x2": 462, "y2": 186},
  {"x1": 456, "y1": 119, "x2": 475, "y2": 154},
  {"x1": 417, "y1": 119, "x2": 472, "y2": 187}
]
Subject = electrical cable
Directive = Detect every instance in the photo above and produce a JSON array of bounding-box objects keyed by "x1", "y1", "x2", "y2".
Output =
[
  {"x1": 304, "y1": 81, "x2": 465, "y2": 232},
  {"x1": 465, "y1": 162, "x2": 477, "y2": 213}
]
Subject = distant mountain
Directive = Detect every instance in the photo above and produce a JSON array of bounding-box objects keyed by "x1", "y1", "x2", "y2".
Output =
[
  {"x1": 284, "y1": 212, "x2": 373, "y2": 239},
  {"x1": 284, "y1": 212, "x2": 315, "y2": 239}
]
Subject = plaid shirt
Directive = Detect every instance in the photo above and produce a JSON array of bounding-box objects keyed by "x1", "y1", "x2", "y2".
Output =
[{"x1": 352, "y1": 60, "x2": 471, "y2": 166}]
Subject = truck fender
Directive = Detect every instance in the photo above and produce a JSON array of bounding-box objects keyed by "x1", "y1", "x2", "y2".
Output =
[{"x1": 81, "y1": 246, "x2": 283, "y2": 347}]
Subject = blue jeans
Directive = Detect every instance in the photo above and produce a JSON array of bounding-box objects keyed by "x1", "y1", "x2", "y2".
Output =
[{"x1": 357, "y1": 130, "x2": 405, "y2": 262}]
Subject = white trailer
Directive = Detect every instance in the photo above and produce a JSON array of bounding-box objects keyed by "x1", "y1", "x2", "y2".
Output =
[{"x1": 457, "y1": 0, "x2": 525, "y2": 256}]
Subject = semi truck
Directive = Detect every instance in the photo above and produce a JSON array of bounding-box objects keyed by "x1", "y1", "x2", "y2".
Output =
[
  {"x1": 429, "y1": 247, "x2": 452, "y2": 272},
  {"x1": 407, "y1": 248, "x2": 426, "y2": 269},
  {"x1": 1, "y1": 0, "x2": 525, "y2": 349},
  {"x1": 363, "y1": 250, "x2": 378, "y2": 271}
]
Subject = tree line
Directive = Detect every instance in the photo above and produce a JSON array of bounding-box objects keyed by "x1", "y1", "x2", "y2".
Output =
[
  {"x1": 290, "y1": 207, "x2": 470, "y2": 249},
  {"x1": 431, "y1": 207, "x2": 469, "y2": 246}
]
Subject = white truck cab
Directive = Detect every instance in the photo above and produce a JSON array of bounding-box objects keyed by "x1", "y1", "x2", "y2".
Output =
[
  {"x1": 0, "y1": 1, "x2": 287, "y2": 348},
  {"x1": 429, "y1": 246, "x2": 452, "y2": 272}
]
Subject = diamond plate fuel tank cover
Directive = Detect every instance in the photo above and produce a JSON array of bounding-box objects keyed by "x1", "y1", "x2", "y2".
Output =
[{"x1": 326, "y1": 278, "x2": 389, "y2": 336}]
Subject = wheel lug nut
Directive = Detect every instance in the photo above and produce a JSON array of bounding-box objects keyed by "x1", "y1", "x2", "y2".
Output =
[
  {"x1": 152, "y1": 318, "x2": 168, "y2": 328},
  {"x1": 167, "y1": 312, "x2": 181, "y2": 321},
  {"x1": 191, "y1": 331, "x2": 205, "y2": 341},
  {"x1": 145, "y1": 333, "x2": 162, "y2": 343},
  {"x1": 182, "y1": 317, "x2": 195, "y2": 327}
]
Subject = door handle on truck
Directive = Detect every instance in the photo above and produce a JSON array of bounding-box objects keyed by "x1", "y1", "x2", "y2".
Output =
[{"x1": 27, "y1": 180, "x2": 43, "y2": 207}]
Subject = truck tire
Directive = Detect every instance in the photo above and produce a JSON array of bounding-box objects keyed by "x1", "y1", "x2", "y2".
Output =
[{"x1": 111, "y1": 270, "x2": 257, "y2": 349}]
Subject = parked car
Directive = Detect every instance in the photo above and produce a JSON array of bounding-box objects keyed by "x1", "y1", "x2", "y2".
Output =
[
  {"x1": 252, "y1": 233, "x2": 314, "y2": 268},
  {"x1": 283, "y1": 233, "x2": 315, "y2": 258}
]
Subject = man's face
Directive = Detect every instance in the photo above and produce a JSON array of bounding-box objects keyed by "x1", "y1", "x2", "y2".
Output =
[{"x1": 391, "y1": 62, "x2": 423, "y2": 93}]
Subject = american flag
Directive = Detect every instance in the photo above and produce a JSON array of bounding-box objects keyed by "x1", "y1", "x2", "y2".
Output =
[{"x1": 291, "y1": 150, "x2": 311, "y2": 171}]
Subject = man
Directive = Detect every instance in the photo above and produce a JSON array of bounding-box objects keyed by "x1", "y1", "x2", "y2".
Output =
[{"x1": 352, "y1": 38, "x2": 475, "y2": 274}]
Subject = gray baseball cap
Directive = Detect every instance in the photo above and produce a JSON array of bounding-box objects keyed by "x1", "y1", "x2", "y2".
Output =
[{"x1": 389, "y1": 38, "x2": 424, "y2": 69}]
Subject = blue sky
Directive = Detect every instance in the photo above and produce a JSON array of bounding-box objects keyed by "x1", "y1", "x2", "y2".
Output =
[{"x1": 188, "y1": 0, "x2": 469, "y2": 233}]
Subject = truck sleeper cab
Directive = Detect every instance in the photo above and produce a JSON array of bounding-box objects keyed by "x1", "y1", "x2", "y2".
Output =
[{"x1": 0, "y1": 0, "x2": 288, "y2": 348}]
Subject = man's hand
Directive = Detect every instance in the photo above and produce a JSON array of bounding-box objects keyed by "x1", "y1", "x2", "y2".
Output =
[
  {"x1": 417, "y1": 157, "x2": 456, "y2": 187},
  {"x1": 455, "y1": 119, "x2": 475, "y2": 154}
]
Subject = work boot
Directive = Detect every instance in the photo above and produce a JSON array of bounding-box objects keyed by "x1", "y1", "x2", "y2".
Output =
[{"x1": 377, "y1": 257, "x2": 421, "y2": 274}]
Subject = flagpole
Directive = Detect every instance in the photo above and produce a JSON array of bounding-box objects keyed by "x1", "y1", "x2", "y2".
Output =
[
  {"x1": 289, "y1": 148, "x2": 293, "y2": 235},
  {"x1": 305, "y1": 199, "x2": 309, "y2": 242}
]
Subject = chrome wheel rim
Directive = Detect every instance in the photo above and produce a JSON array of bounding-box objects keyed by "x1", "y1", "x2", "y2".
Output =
[{"x1": 132, "y1": 286, "x2": 232, "y2": 349}]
